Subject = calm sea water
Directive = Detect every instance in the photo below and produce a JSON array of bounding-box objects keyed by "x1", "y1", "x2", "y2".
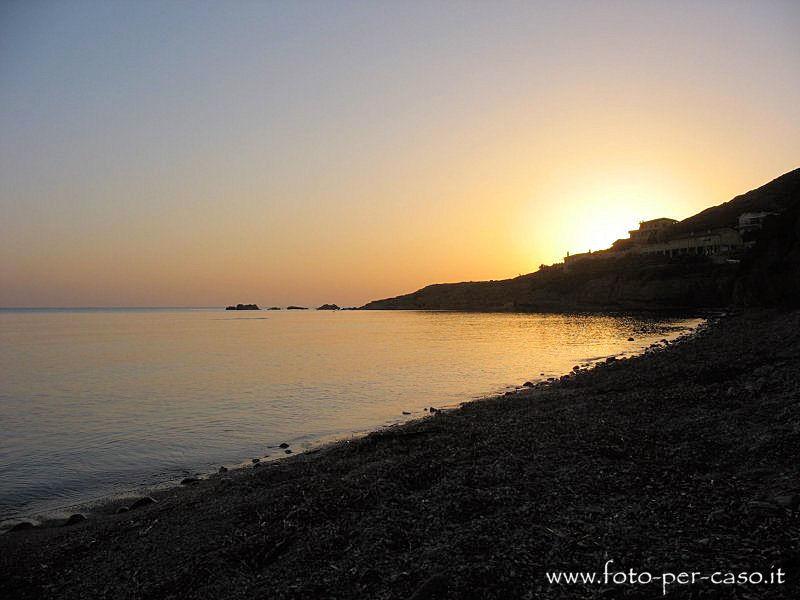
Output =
[{"x1": 0, "y1": 308, "x2": 699, "y2": 525}]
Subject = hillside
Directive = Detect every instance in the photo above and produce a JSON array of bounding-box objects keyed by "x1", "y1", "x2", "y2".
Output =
[
  {"x1": 670, "y1": 168, "x2": 800, "y2": 236},
  {"x1": 363, "y1": 168, "x2": 800, "y2": 312}
]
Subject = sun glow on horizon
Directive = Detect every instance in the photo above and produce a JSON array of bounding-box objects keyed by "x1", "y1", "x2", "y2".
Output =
[
  {"x1": 512, "y1": 167, "x2": 710, "y2": 269},
  {"x1": 1, "y1": 2, "x2": 798, "y2": 306}
]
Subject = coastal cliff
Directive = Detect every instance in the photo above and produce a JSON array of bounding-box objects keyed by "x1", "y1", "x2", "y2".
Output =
[
  {"x1": 363, "y1": 169, "x2": 800, "y2": 312},
  {"x1": 362, "y1": 258, "x2": 738, "y2": 312}
]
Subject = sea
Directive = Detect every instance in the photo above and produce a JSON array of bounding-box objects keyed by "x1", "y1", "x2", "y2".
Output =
[{"x1": 0, "y1": 308, "x2": 700, "y2": 526}]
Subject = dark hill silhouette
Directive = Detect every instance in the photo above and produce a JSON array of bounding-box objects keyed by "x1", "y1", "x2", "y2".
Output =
[
  {"x1": 669, "y1": 167, "x2": 800, "y2": 236},
  {"x1": 363, "y1": 168, "x2": 800, "y2": 311}
]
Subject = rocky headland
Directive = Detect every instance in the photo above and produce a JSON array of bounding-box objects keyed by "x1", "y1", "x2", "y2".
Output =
[{"x1": 363, "y1": 169, "x2": 800, "y2": 312}]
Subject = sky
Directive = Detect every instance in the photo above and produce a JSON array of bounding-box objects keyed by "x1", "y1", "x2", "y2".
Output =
[{"x1": 1, "y1": 1, "x2": 798, "y2": 308}]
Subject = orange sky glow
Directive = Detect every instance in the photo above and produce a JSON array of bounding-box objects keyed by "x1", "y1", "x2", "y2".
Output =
[{"x1": 1, "y1": 1, "x2": 798, "y2": 307}]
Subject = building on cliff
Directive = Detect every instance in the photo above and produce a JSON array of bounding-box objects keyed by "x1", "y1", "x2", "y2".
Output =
[
  {"x1": 738, "y1": 211, "x2": 778, "y2": 233},
  {"x1": 638, "y1": 227, "x2": 743, "y2": 259},
  {"x1": 628, "y1": 218, "x2": 678, "y2": 244},
  {"x1": 563, "y1": 216, "x2": 750, "y2": 270}
]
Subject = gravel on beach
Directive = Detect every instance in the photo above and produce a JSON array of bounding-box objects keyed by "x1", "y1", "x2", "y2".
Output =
[{"x1": 2, "y1": 309, "x2": 799, "y2": 599}]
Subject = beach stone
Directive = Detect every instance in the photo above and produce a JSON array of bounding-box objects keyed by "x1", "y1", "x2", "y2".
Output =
[
  {"x1": 130, "y1": 496, "x2": 157, "y2": 510},
  {"x1": 706, "y1": 509, "x2": 726, "y2": 524},
  {"x1": 116, "y1": 506, "x2": 129, "y2": 514},
  {"x1": 402, "y1": 411, "x2": 411, "y2": 415},
  {"x1": 774, "y1": 494, "x2": 800, "y2": 510},
  {"x1": 606, "y1": 356, "x2": 617, "y2": 363},
  {"x1": 64, "y1": 514, "x2": 86, "y2": 526},
  {"x1": 746, "y1": 500, "x2": 782, "y2": 515},
  {"x1": 181, "y1": 477, "x2": 200, "y2": 485},
  {"x1": 407, "y1": 572, "x2": 448, "y2": 600},
  {"x1": 360, "y1": 567, "x2": 382, "y2": 585},
  {"x1": 522, "y1": 381, "x2": 534, "y2": 387},
  {"x1": 9, "y1": 521, "x2": 35, "y2": 533},
  {"x1": 627, "y1": 337, "x2": 635, "y2": 341},
  {"x1": 572, "y1": 365, "x2": 580, "y2": 372},
  {"x1": 279, "y1": 443, "x2": 290, "y2": 449}
]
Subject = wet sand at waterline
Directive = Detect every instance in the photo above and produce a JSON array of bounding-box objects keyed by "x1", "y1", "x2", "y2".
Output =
[
  {"x1": 2, "y1": 310, "x2": 799, "y2": 599},
  {"x1": 0, "y1": 309, "x2": 695, "y2": 525}
]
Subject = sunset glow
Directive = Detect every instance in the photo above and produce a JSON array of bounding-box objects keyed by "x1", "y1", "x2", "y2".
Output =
[{"x1": 1, "y1": 1, "x2": 798, "y2": 307}]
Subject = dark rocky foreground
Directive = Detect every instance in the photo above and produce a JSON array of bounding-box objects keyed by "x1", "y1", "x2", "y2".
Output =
[{"x1": 2, "y1": 310, "x2": 800, "y2": 599}]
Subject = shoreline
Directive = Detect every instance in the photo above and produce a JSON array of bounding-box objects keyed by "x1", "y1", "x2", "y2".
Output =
[
  {"x1": 0, "y1": 317, "x2": 701, "y2": 530},
  {"x1": 3, "y1": 309, "x2": 798, "y2": 598}
]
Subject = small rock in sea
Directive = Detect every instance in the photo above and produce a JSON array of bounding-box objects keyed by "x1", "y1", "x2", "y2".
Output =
[
  {"x1": 225, "y1": 303, "x2": 260, "y2": 311},
  {"x1": 116, "y1": 506, "x2": 129, "y2": 514},
  {"x1": 522, "y1": 381, "x2": 534, "y2": 387},
  {"x1": 284, "y1": 449, "x2": 292, "y2": 454},
  {"x1": 402, "y1": 411, "x2": 411, "y2": 415},
  {"x1": 251, "y1": 458, "x2": 260, "y2": 464},
  {"x1": 572, "y1": 365, "x2": 580, "y2": 372},
  {"x1": 181, "y1": 477, "x2": 200, "y2": 485},
  {"x1": 130, "y1": 496, "x2": 157, "y2": 510},
  {"x1": 279, "y1": 442, "x2": 290, "y2": 449},
  {"x1": 540, "y1": 372, "x2": 545, "y2": 376},
  {"x1": 218, "y1": 466, "x2": 228, "y2": 473},
  {"x1": 64, "y1": 514, "x2": 86, "y2": 526},
  {"x1": 627, "y1": 337, "x2": 635, "y2": 341},
  {"x1": 9, "y1": 521, "x2": 35, "y2": 533}
]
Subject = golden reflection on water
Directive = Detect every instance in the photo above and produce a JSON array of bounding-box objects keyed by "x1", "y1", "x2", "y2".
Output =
[{"x1": 0, "y1": 309, "x2": 698, "y2": 521}]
